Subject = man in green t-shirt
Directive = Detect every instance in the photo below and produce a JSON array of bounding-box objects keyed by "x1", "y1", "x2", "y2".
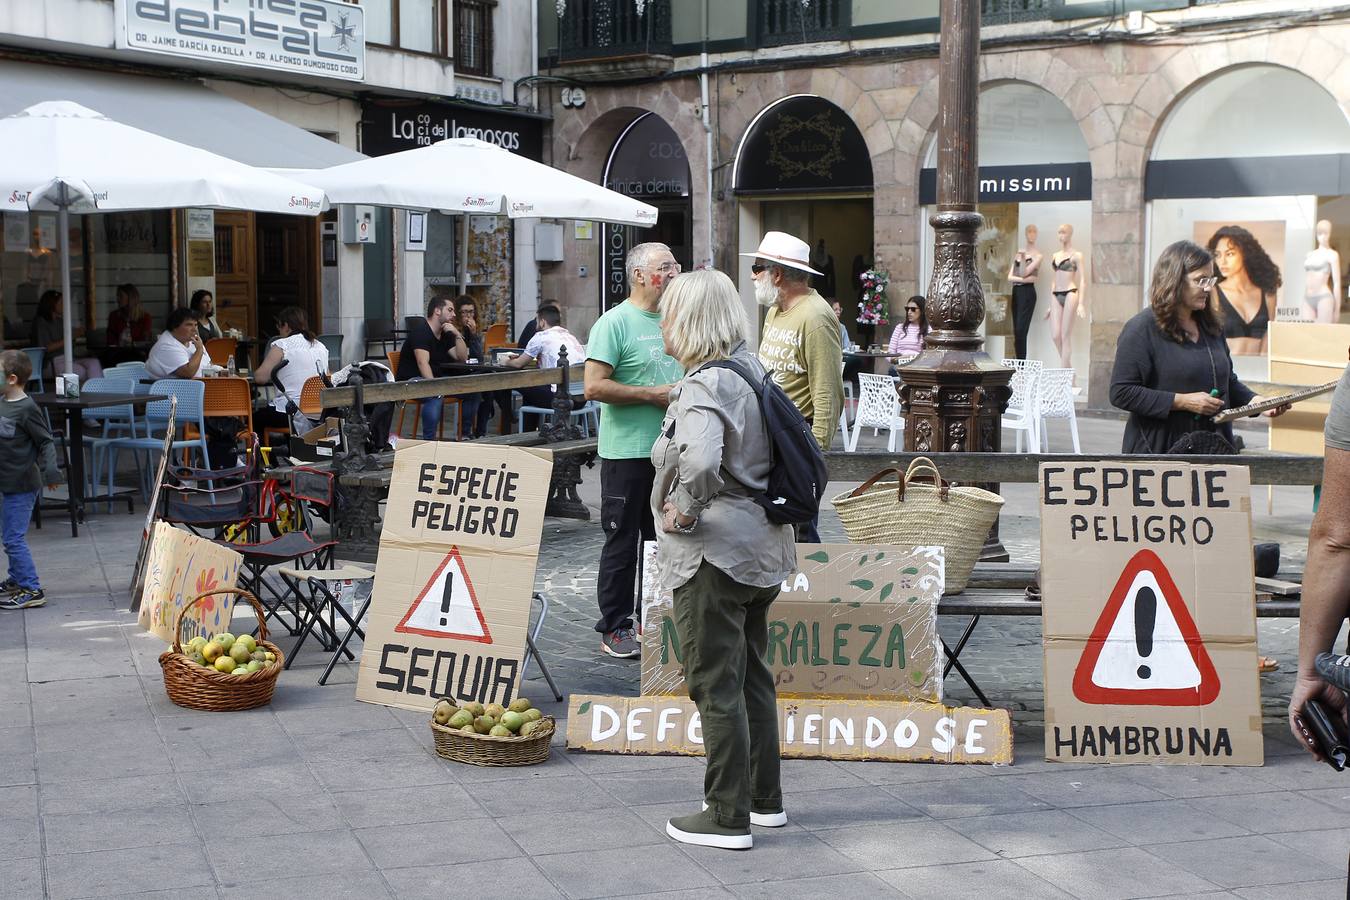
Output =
[
  {"x1": 746, "y1": 231, "x2": 843, "y2": 543},
  {"x1": 584, "y1": 242, "x2": 685, "y2": 658}
]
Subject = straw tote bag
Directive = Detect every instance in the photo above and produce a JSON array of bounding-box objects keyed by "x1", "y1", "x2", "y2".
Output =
[{"x1": 830, "y1": 457, "x2": 1003, "y2": 594}]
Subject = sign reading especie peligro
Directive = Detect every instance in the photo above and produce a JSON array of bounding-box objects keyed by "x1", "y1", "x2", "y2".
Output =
[{"x1": 115, "y1": 0, "x2": 365, "y2": 82}]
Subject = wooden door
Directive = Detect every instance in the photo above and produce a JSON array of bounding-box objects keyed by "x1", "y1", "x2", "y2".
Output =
[
  {"x1": 213, "y1": 212, "x2": 255, "y2": 334},
  {"x1": 255, "y1": 214, "x2": 316, "y2": 342}
]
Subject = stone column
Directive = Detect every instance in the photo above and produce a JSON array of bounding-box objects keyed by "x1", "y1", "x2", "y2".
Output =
[{"x1": 897, "y1": 0, "x2": 1012, "y2": 560}]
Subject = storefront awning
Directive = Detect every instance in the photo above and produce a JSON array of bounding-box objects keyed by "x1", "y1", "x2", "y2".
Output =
[{"x1": 0, "y1": 60, "x2": 364, "y2": 170}]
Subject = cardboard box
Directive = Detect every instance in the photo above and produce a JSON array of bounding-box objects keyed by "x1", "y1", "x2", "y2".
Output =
[
  {"x1": 641, "y1": 543, "x2": 945, "y2": 702},
  {"x1": 1039, "y1": 462, "x2": 1262, "y2": 766},
  {"x1": 565, "y1": 694, "x2": 1012, "y2": 764},
  {"x1": 288, "y1": 417, "x2": 343, "y2": 462},
  {"x1": 137, "y1": 522, "x2": 242, "y2": 642},
  {"x1": 355, "y1": 441, "x2": 553, "y2": 712}
]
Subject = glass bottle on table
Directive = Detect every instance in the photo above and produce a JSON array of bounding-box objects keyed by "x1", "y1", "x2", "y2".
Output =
[{"x1": 227, "y1": 354, "x2": 237, "y2": 377}]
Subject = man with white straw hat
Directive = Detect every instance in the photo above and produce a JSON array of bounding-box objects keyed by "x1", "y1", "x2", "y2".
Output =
[{"x1": 744, "y1": 231, "x2": 843, "y2": 542}]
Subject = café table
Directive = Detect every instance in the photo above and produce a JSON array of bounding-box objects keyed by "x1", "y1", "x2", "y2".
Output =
[
  {"x1": 32, "y1": 391, "x2": 151, "y2": 535},
  {"x1": 437, "y1": 360, "x2": 518, "y2": 436}
]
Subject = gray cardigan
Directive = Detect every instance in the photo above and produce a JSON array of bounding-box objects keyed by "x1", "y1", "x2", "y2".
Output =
[{"x1": 650, "y1": 343, "x2": 795, "y2": 591}]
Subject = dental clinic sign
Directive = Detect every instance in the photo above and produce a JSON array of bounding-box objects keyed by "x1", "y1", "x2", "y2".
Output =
[{"x1": 115, "y1": 0, "x2": 365, "y2": 82}]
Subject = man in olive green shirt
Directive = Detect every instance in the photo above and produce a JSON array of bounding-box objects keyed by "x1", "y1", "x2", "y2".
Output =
[
  {"x1": 584, "y1": 242, "x2": 685, "y2": 659},
  {"x1": 747, "y1": 231, "x2": 843, "y2": 543}
]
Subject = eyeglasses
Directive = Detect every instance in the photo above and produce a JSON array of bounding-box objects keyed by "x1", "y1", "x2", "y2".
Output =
[
  {"x1": 905, "y1": 306, "x2": 919, "y2": 312},
  {"x1": 649, "y1": 261, "x2": 681, "y2": 274},
  {"x1": 751, "y1": 263, "x2": 768, "y2": 275},
  {"x1": 1191, "y1": 276, "x2": 1218, "y2": 290}
]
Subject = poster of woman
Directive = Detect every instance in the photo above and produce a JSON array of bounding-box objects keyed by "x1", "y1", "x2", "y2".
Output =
[{"x1": 1192, "y1": 221, "x2": 1285, "y2": 357}]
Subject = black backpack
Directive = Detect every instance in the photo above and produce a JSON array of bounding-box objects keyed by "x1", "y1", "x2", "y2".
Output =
[{"x1": 700, "y1": 359, "x2": 827, "y2": 526}]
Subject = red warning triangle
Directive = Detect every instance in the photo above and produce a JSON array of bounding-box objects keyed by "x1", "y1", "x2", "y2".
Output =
[
  {"x1": 1072, "y1": 548, "x2": 1220, "y2": 706},
  {"x1": 395, "y1": 547, "x2": 492, "y2": 643}
]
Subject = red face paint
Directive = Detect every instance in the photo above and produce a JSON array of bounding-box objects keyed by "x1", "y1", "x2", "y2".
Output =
[{"x1": 650, "y1": 274, "x2": 664, "y2": 289}]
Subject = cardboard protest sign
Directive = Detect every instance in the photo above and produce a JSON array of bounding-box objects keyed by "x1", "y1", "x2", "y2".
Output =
[
  {"x1": 641, "y1": 543, "x2": 944, "y2": 702},
  {"x1": 130, "y1": 396, "x2": 178, "y2": 608},
  {"x1": 137, "y1": 522, "x2": 243, "y2": 642},
  {"x1": 355, "y1": 441, "x2": 552, "y2": 713},
  {"x1": 566, "y1": 694, "x2": 1012, "y2": 764},
  {"x1": 1040, "y1": 462, "x2": 1262, "y2": 765}
]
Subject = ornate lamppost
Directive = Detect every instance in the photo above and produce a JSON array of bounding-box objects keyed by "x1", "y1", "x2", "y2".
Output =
[{"x1": 897, "y1": 0, "x2": 1013, "y2": 558}]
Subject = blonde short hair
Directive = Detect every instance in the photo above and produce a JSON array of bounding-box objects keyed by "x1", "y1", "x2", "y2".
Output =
[{"x1": 659, "y1": 269, "x2": 747, "y2": 367}]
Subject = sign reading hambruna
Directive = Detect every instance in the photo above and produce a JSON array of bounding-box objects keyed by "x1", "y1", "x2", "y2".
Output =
[
  {"x1": 566, "y1": 695, "x2": 1012, "y2": 765},
  {"x1": 641, "y1": 543, "x2": 944, "y2": 702},
  {"x1": 356, "y1": 442, "x2": 552, "y2": 712},
  {"x1": 115, "y1": 0, "x2": 365, "y2": 81},
  {"x1": 1039, "y1": 463, "x2": 1262, "y2": 766}
]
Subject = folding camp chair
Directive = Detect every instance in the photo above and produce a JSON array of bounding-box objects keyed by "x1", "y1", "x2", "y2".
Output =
[
  {"x1": 275, "y1": 564, "x2": 375, "y2": 684},
  {"x1": 223, "y1": 532, "x2": 337, "y2": 634}
]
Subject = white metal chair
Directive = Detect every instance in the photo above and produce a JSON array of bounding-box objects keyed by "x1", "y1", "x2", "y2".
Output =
[
  {"x1": 1000, "y1": 358, "x2": 1042, "y2": 452},
  {"x1": 848, "y1": 373, "x2": 904, "y2": 452},
  {"x1": 1037, "y1": 367, "x2": 1082, "y2": 453}
]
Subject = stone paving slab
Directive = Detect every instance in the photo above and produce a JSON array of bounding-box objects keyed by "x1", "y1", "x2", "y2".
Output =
[{"x1": 5, "y1": 413, "x2": 1343, "y2": 897}]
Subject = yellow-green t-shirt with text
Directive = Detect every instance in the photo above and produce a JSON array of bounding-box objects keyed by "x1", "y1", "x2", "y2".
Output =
[{"x1": 758, "y1": 289, "x2": 844, "y2": 450}]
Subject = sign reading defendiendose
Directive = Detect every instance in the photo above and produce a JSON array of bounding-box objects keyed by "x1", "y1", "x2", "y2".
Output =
[
  {"x1": 115, "y1": 0, "x2": 366, "y2": 82},
  {"x1": 1039, "y1": 463, "x2": 1262, "y2": 766},
  {"x1": 356, "y1": 442, "x2": 552, "y2": 713}
]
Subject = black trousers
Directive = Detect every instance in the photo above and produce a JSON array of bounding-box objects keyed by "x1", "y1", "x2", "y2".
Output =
[
  {"x1": 595, "y1": 456, "x2": 657, "y2": 634},
  {"x1": 1011, "y1": 283, "x2": 1037, "y2": 360}
]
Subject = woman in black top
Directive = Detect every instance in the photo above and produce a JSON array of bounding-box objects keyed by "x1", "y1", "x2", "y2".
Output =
[{"x1": 1110, "y1": 240, "x2": 1288, "y2": 454}]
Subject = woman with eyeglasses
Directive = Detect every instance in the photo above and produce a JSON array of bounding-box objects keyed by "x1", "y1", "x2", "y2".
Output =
[
  {"x1": 1110, "y1": 240, "x2": 1288, "y2": 456},
  {"x1": 887, "y1": 295, "x2": 928, "y2": 364}
]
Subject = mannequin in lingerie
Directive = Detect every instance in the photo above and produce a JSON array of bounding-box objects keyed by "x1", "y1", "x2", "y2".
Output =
[
  {"x1": 1301, "y1": 219, "x2": 1341, "y2": 324},
  {"x1": 1044, "y1": 223, "x2": 1085, "y2": 369},
  {"x1": 1006, "y1": 224, "x2": 1043, "y2": 360}
]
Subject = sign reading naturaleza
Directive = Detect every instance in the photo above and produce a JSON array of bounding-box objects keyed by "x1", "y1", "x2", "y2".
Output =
[{"x1": 115, "y1": 0, "x2": 365, "y2": 82}]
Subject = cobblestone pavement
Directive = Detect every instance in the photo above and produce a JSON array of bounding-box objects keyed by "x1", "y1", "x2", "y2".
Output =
[{"x1": 4, "y1": 414, "x2": 1342, "y2": 899}]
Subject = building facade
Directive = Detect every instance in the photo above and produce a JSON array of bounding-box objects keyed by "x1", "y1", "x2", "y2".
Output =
[
  {"x1": 0, "y1": 0, "x2": 545, "y2": 363},
  {"x1": 537, "y1": 0, "x2": 1350, "y2": 408}
]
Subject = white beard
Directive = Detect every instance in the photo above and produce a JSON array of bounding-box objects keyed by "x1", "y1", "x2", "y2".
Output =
[{"x1": 754, "y1": 278, "x2": 780, "y2": 308}]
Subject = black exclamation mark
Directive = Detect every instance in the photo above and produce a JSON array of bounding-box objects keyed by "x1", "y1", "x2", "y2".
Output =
[
  {"x1": 439, "y1": 571, "x2": 455, "y2": 627},
  {"x1": 1136, "y1": 585, "x2": 1156, "y2": 679}
]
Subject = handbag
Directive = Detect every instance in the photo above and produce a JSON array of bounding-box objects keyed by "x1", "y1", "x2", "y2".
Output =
[{"x1": 830, "y1": 457, "x2": 1003, "y2": 594}]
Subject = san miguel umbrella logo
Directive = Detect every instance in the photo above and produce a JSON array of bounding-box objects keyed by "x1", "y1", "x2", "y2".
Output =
[{"x1": 395, "y1": 547, "x2": 491, "y2": 643}]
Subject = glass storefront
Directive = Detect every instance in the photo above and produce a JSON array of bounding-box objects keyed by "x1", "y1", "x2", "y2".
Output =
[{"x1": 920, "y1": 83, "x2": 1093, "y2": 386}]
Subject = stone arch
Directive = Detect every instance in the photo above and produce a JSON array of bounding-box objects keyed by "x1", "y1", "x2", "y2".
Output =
[{"x1": 1140, "y1": 60, "x2": 1350, "y2": 168}]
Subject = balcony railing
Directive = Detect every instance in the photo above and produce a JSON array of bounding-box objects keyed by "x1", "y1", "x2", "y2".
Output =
[
  {"x1": 558, "y1": 0, "x2": 672, "y2": 61},
  {"x1": 757, "y1": 0, "x2": 846, "y2": 47},
  {"x1": 981, "y1": 0, "x2": 1060, "y2": 24}
]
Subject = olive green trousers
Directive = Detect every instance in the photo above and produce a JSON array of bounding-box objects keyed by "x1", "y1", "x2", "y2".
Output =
[{"x1": 672, "y1": 560, "x2": 782, "y2": 829}]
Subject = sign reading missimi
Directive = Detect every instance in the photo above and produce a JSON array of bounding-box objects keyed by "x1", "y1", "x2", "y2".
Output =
[{"x1": 115, "y1": 0, "x2": 366, "y2": 82}]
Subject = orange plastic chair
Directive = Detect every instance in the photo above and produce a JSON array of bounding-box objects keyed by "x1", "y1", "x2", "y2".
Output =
[
  {"x1": 483, "y1": 322, "x2": 514, "y2": 353},
  {"x1": 387, "y1": 350, "x2": 461, "y2": 440},
  {"x1": 186, "y1": 375, "x2": 253, "y2": 460},
  {"x1": 205, "y1": 337, "x2": 239, "y2": 368},
  {"x1": 298, "y1": 375, "x2": 325, "y2": 418}
]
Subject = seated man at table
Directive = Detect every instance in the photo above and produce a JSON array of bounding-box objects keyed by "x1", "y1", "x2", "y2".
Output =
[
  {"x1": 396, "y1": 295, "x2": 467, "y2": 440},
  {"x1": 504, "y1": 305, "x2": 586, "y2": 430},
  {"x1": 146, "y1": 308, "x2": 208, "y2": 379}
]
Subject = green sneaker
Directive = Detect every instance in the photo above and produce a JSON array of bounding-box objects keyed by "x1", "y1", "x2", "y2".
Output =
[{"x1": 666, "y1": 810, "x2": 752, "y2": 850}]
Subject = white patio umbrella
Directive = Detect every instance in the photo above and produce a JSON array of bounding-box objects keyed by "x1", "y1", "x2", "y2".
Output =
[
  {"x1": 292, "y1": 137, "x2": 659, "y2": 226},
  {"x1": 0, "y1": 101, "x2": 328, "y2": 376}
]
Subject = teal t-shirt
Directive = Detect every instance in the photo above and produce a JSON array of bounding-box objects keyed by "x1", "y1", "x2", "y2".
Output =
[{"x1": 587, "y1": 300, "x2": 684, "y2": 459}]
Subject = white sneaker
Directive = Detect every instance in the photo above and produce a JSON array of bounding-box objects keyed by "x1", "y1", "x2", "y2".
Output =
[{"x1": 702, "y1": 801, "x2": 787, "y2": 827}]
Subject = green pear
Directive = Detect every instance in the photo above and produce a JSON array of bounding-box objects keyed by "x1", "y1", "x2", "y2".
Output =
[
  {"x1": 508, "y1": 698, "x2": 532, "y2": 714},
  {"x1": 489, "y1": 724, "x2": 512, "y2": 737}
]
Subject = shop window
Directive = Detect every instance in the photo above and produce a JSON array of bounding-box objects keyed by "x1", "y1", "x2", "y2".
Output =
[
  {"x1": 454, "y1": 0, "x2": 495, "y2": 77},
  {"x1": 365, "y1": 0, "x2": 447, "y2": 56}
]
